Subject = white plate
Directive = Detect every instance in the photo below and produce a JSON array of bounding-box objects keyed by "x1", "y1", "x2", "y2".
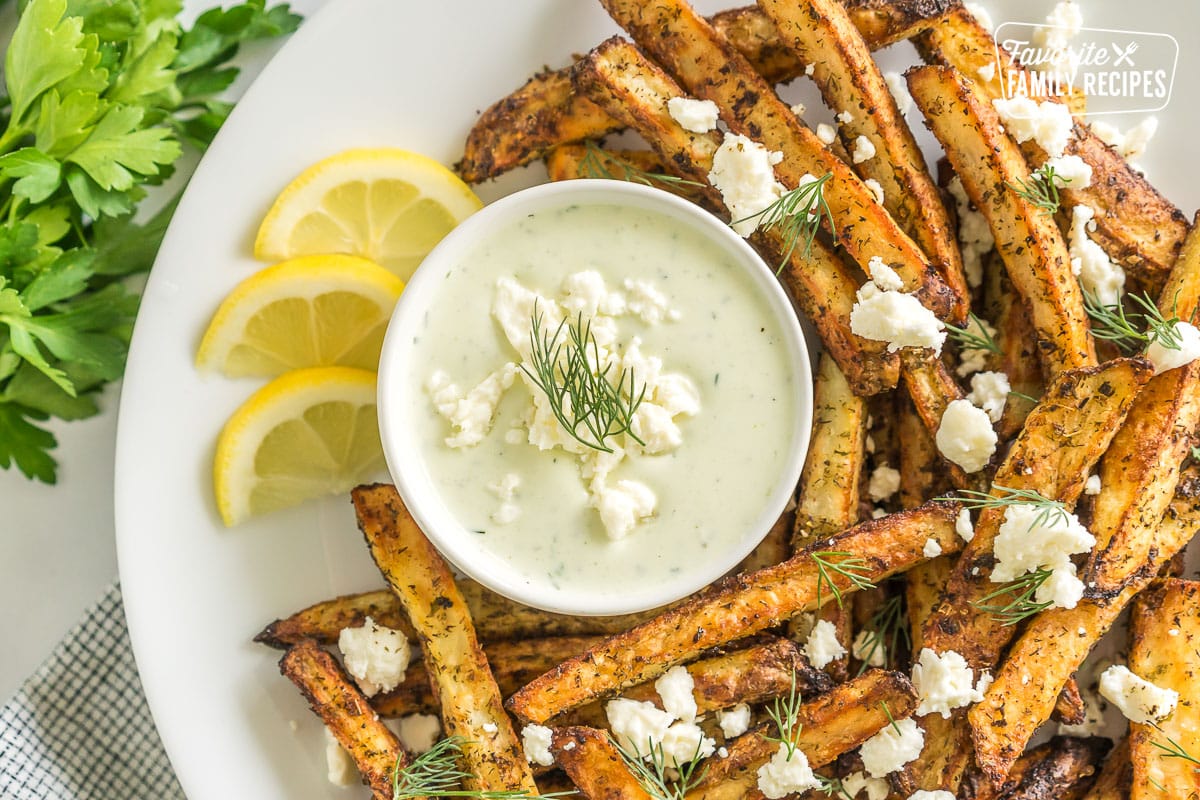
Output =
[{"x1": 114, "y1": 1, "x2": 1200, "y2": 798}]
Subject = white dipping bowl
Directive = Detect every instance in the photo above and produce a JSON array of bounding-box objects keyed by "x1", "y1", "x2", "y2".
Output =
[{"x1": 377, "y1": 179, "x2": 812, "y2": 615}]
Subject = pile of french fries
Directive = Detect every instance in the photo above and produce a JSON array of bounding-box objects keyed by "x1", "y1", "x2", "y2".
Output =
[{"x1": 259, "y1": 1, "x2": 1200, "y2": 797}]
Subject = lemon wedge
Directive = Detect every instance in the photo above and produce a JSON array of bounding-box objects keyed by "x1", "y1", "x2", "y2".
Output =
[
  {"x1": 196, "y1": 254, "x2": 404, "y2": 377},
  {"x1": 213, "y1": 367, "x2": 384, "y2": 526},
  {"x1": 253, "y1": 148, "x2": 482, "y2": 279}
]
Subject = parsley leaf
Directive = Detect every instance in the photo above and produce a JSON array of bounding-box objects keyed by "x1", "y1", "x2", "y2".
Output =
[{"x1": 0, "y1": 401, "x2": 58, "y2": 482}]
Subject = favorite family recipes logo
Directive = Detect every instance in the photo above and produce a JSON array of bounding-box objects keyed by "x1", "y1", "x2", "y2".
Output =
[{"x1": 994, "y1": 20, "x2": 1178, "y2": 115}]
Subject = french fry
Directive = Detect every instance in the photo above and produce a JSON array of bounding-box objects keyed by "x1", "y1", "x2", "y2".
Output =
[
  {"x1": 459, "y1": 2, "x2": 957, "y2": 183},
  {"x1": 597, "y1": 0, "x2": 960, "y2": 322},
  {"x1": 759, "y1": 0, "x2": 969, "y2": 319},
  {"x1": 544, "y1": 144, "x2": 720, "y2": 211},
  {"x1": 1129, "y1": 579, "x2": 1200, "y2": 799},
  {"x1": 353, "y1": 483, "x2": 536, "y2": 794},
  {"x1": 571, "y1": 36, "x2": 900, "y2": 396},
  {"x1": 279, "y1": 640, "x2": 404, "y2": 800},
  {"x1": 907, "y1": 64, "x2": 1097, "y2": 377},
  {"x1": 551, "y1": 726, "x2": 651, "y2": 800},
  {"x1": 1081, "y1": 738, "x2": 1133, "y2": 800},
  {"x1": 914, "y1": 7, "x2": 1190, "y2": 296},
  {"x1": 960, "y1": 736, "x2": 1109, "y2": 800},
  {"x1": 981, "y1": 253, "x2": 1043, "y2": 440},
  {"x1": 255, "y1": 584, "x2": 665, "y2": 649},
  {"x1": 686, "y1": 669, "x2": 918, "y2": 800},
  {"x1": 898, "y1": 349, "x2": 975, "y2": 489},
  {"x1": 507, "y1": 500, "x2": 963, "y2": 724},
  {"x1": 968, "y1": 474, "x2": 1200, "y2": 784}
]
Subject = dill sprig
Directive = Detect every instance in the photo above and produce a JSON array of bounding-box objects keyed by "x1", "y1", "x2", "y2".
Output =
[
  {"x1": 1151, "y1": 731, "x2": 1200, "y2": 766},
  {"x1": 391, "y1": 736, "x2": 572, "y2": 799},
  {"x1": 1008, "y1": 164, "x2": 1069, "y2": 215},
  {"x1": 733, "y1": 172, "x2": 835, "y2": 269},
  {"x1": 1084, "y1": 290, "x2": 1183, "y2": 355},
  {"x1": 578, "y1": 140, "x2": 705, "y2": 189},
  {"x1": 811, "y1": 551, "x2": 876, "y2": 610},
  {"x1": 945, "y1": 312, "x2": 1002, "y2": 355},
  {"x1": 880, "y1": 700, "x2": 903, "y2": 736},
  {"x1": 765, "y1": 671, "x2": 804, "y2": 757},
  {"x1": 612, "y1": 736, "x2": 709, "y2": 800},
  {"x1": 854, "y1": 594, "x2": 910, "y2": 675},
  {"x1": 521, "y1": 304, "x2": 647, "y2": 454},
  {"x1": 973, "y1": 567, "x2": 1055, "y2": 626},
  {"x1": 950, "y1": 485, "x2": 1069, "y2": 531},
  {"x1": 1009, "y1": 390, "x2": 1040, "y2": 404}
]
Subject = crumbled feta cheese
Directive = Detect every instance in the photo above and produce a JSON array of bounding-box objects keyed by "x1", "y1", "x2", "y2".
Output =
[
  {"x1": 1068, "y1": 205, "x2": 1125, "y2": 306},
  {"x1": 394, "y1": 713, "x2": 441, "y2": 754},
  {"x1": 805, "y1": 63, "x2": 816, "y2": 76},
  {"x1": 869, "y1": 464, "x2": 901, "y2": 501},
  {"x1": 338, "y1": 617, "x2": 412, "y2": 697},
  {"x1": 842, "y1": 771, "x2": 890, "y2": 800},
  {"x1": 871, "y1": 507, "x2": 888, "y2": 519},
  {"x1": 1091, "y1": 117, "x2": 1158, "y2": 161},
  {"x1": 954, "y1": 313, "x2": 999, "y2": 378},
  {"x1": 860, "y1": 717, "x2": 924, "y2": 777},
  {"x1": 1084, "y1": 474, "x2": 1102, "y2": 495},
  {"x1": 804, "y1": 618, "x2": 847, "y2": 669},
  {"x1": 935, "y1": 399, "x2": 997, "y2": 473},
  {"x1": 883, "y1": 72, "x2": 913, "y2": 115},
  {"x1": 594, "y1": 479, "x2": 657, "y2": 541},
  {"x1": 991, "y1": 504, "x2": 1095, "y2": 609},
  {"x1": 923, "y1": 538, "x2": 943, "y2": 558},
  {"x1": 865, "y1": 434, "x2": 877, "y2": 454},
  {"x1": 1099, "y1": 665, "x2": 1179, "y2": 724},
  {"x1": 661, "y1": 721, "x2": 716, "y2": 767},
  {"x1": 946, "y1": 176, "x2": 994, "y2": 290},
  {"x1": 718, "y1": 746, "x2": 729, "y2": 757},
  {"x1": 324, "y1": 728, "x2": 357, "y2": 786},
  {"x1": 521, "y1": 724, "x2": 555, "y2": 767},
  {"x1": 717, "y1": 703, "x2": 752, "y2": 738},
  {"x1": 964, "y1": 2, "x2": 994, "y2": 32},
  {"x1": 427, "y1": 365, "x2": 518, "y2": 448},
  {"x1": 757, "y1": 743, "x2": 822, "y2": 798},
  {"x1": 488, "y1": 473, "x2": 521, "y2": 525},
  {"x1": 837, "y1": 109, "x2": 855, "y2": 124},
  {"x1": 606, "y1": 698, "x2": 674, "y2": 758},
  {"x1": 1170, "y1": 628, "x2": 1181, "y2": 636},
  {"x1": 667, "y1": 96, "x2": 720, "y2": 134},
  {"x1": 852, "y1": 136, "x2": 877, "y2": 164},
  {"x1": 992, "y1": 96, "x2": 1075, "y2": 159},
  {"x1": 867, "y1": 257, "x2": 904, "y2": 292},
  {"x1": 816, "y1": 123, "x2": 837, "y2": 145},
  {"x1": 967, "y1": 371, "x2": 1011, "y2": 423},
  {"x1": 911, "y1": 648, "x2": 990, "y2": 718},
  {"x1": 655, "y1": 666, "x2": 698, "y2": 723},
  {"x1": 956, "y1": 509, "x2": 975, "y2": 542},
  {"x1": 708, "y1": 133, "x2": 785, "y2": 236},
  {"x1": 1044, "y1": 154, "x2": 1092, "y2": 189},
  {"x1": 1146, "y1": 321, "x2": 1200, "y2": 375},
  {"x1": 1034, "y1": 1, "x2": 1083, "y2": 73},
  {"x1": 852, "y1": 629, "x2": 886, "y2": 667},
  {"x1": 562, "y1": 270, "x2": 628, "y2": 318},
  {"x1": 850, "y1": 280, "x2": 947, "y2": 355},
  {"x1": 482, "y1": 722, "x2": 498, "y2": 735},
  {"x1": 909, "y1": 792, "x2": 956, "y2": 800},
  {"x1": 864, "y1": 178, "x2": 885, "y2": 204},
  {"x1": 977, "y1": 61, "x2": 996, "y2": 82},
  {"x1": 624, "y1": 278, "x2": 680, "y2": 325},
  {"x1": 790, "y1": 102, "x2": 806, "y2": 117}
]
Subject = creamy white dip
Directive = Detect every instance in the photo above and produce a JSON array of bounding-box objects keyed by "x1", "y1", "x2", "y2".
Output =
[{"x1": 407, "y1": 202, "x2": 797, "y2": 595}]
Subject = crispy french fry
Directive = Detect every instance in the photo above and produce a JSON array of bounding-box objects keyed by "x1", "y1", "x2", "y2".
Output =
[
  {"x1": 981, "y1": 253, "x2": 1043, "y2": 440},
  {"x1": 353, "y1": 484, "x2": 536, "y2": 794},
  {"x1": 598, "y1": 0, "x2": 959, "y2": 322},
  {"x1": 571, "y1": 36, "x2": 899, "y2": 396},
  {"x1": 1055, "y1": 679, "x2": 1087, "y2": 726},
  {"x1": 687, "y1": 669, "x2": 917, "y2": 800},
  {"x1": 907, "y1": 64, "x2": 1096, "y2": 376},
  {"x1": 255, "y1": 584, "x2": 664, "y2": 649},
  {"x1": 914, "y1": 7, "x2": 1189, "y2": 296},
  {"x1": 279, "y1": 640, "x2": 404, "y2": 800},
  {"x1": 545, "y1": 144, "x2": 720, "y2": 211},
  {"x1": 551, "y1": 726, "x2": 651, "y2": 800},
  {"x1": 1129, "y1": 579, "x2": 1200, "y2": 800},
  {"x1": 961, "y1": 736, "x2": 1109, "y2": 800},
  {"x1": 968, "y1": 474, "x2": 1200, "y2": 784},
  {"x1": 507, "y1": 500, "x2": 963, "y2": 724},
  {"x1": 459, "y1": 2, "x2": 956, "y2": 183},
  {"x1": 759, "y1": 0, "x2": 969, "y2": 319},
  {"x1": 898, "y1": 349, "x2": 975, "y2": 489},
  {"x1": 1081, "y1": 738, "x2": 1133, "y2": 800}
]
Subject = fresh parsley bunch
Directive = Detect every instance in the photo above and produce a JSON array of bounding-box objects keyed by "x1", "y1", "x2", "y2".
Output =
[{"x1": 0, "y1": 0, "x2": 300, "y2": 483}]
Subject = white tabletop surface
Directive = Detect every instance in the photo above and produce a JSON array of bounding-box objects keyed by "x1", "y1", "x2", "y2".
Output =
[{"x1": 0, "y1": 0, "x2": 327, "y2": 702}]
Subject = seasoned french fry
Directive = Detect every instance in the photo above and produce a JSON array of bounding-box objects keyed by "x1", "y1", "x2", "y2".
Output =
[
  {"x1": 914, "y1": 7, "x2": 1189, "y2": 296},
  {"x1": 545, "y1": 144, "x2": 720, "y2": 211},
  {"x1": 551, "y1": 726, "x2": 652, "y2": 800},
  {"x1": 968, "y1": 475, "x2": 1200, "y2": 784},
  {"x1": 598, "y1": 0, "x2": 960, "y2": 322},
  {"x1": 571, "y1": 36, "x2": 899, "y2": 396},
  {"x1": 1129, "y1": 579, "x2": 1200, "y2": 800},
  {"x1": 898, "y1": 349, "x2": 975, "y2": 489},
  {"x1": 759, "y1": 0, "x2": 969, "y2": 319},
  {"x1": 1081, "y1": 738, "x2": 1133, "y2": 800},
  {"x1": 507, "y1": 500, "x2": 963, "y2": 724},
  {"x1": 459, "y1": 2, "x2": 957, "y2": 183},
  {"x1": 961, "y1": 736, "x2": 1109, "y2": 800},
  {"x1": 279, "y1": 640, "x2": 404, "y2": 800},
  {"x1": 353, "y1": 484, "x2": 537, "y2": 794},
  {"x1": 255, "y1": 584, "x2": 665, "y2": 649},
  {"x1": 981, "y1": 254, "x2": 1043, "y2": 440},
  {"x1": 907, "y1": 64, "x2": 1096, "y2": 376}
]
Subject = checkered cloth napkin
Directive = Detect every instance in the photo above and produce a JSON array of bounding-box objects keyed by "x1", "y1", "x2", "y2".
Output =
[{"x1": 0, "y1": 581, "x2": 185, "y2": 799}]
